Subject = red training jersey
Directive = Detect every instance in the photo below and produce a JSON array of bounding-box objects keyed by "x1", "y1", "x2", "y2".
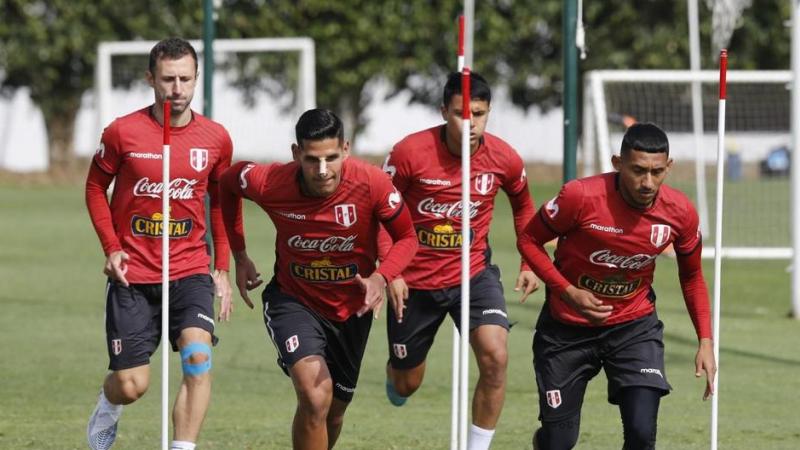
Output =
[
  {"x1": 519, "y1": 172, "x2": 711, "y2": 337},
  {"x1": 221, "y1": 158, "x2": 417, "y2": 322},
  {"x1": 86, "y1": 107, "x2": 233, "y2": 283},
  {"x1": 383, "y1": 126, "x2": 534, "y2": 289}
]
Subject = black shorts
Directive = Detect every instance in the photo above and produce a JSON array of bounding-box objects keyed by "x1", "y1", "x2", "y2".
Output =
[
  {"x1": 387, "y1": 265, "x2": 509, "y2": 370},
  {"x1": 262, "y1": 280, "x2": 372, "y2": 403},
  {"x1": 533, "y1": 302, "x2": 671, "y2": 422},
  {"x1": 104, "y1": 274, "x2": 217, "y2": 371}
]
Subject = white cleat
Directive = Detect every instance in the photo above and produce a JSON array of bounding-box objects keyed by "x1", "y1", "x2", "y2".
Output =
[{"x1": 87, "y1": 393, "x2": 121, "y2": 450}]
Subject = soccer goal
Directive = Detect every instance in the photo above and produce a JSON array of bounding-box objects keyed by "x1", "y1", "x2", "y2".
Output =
[
  {"x1": 583, "y1": 69, "x2": 794, "y2": 260},
  {"x1": 95, "y1": 38, "x2": 316, "y2": 161}
]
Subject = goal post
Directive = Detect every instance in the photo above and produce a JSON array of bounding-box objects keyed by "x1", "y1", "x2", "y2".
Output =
[
  {"x1": 95, "y1": 38, "x2": 316, "y2": 161},
  {"x1": 584, "y1": 69, "x2": 794, "y2": 260}
]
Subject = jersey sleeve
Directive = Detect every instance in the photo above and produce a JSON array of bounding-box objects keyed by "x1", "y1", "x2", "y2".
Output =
[
  {"x1": 219, "y1": 161, "x2": 274, "y2": 252},
  {"x1": 501, "y1": 148, "x2": 528, "y2": 197},
  {"x1": 673, "y1": 201, "x2": 702, "y2": 255},
  {"x1": 371, "y1": 169, "x2": 416, "y2": 282},
  {"x1": 383, "y1": 145, "x2": 413, "y2": 192},
  {"x1": 210, "y1": 130, "x2": 234, "y2": 182},
  {"x1": 538, "y1": 179, "x2": 584, "y2": 235},
  {"x1": 93, "y1": 121, "x2": 123, "y2": 176}
]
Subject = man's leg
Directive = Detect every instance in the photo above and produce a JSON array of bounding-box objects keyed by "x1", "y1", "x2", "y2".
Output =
[
  {"x1": 88, "y1": 365, "x2": 150, "y2": 450},
  {"x1": 172, "y1": 327, "x2": 213, "y2": 446},
  {"x1": 290, "y1": 355, "x2": 334, "y2": 450},
  {"x1": 617, "y1": 387, "x2": 661, "y2": 450},
  {"x1": 385, "y1": 289, "x2": 446, "y2": 403},
  {"x1": 326, "y1": 398, "x2": 349, "y2": 449},
  {"x1": 467, "y1": 324, "x2": 508, "y2": 450}
]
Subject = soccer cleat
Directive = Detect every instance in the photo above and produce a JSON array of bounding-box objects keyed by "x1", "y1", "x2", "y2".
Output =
[
  {"x1": 385, "y1": 378, "x2": 408, "y2": 407},
  {"x1": 87, "y1": 393, "x2": 121, "y2": 450}
]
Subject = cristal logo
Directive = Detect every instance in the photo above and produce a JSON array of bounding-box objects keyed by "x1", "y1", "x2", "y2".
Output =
[
  {"x1": 589, "y1": 249, "x2": 658, "y2": 270},
  {"x1": 288, "y1": 235, "x2": 356, "y2": 252},
  {"x1": 133, "y1": 177, "x2": 197, "y2": 200},
  {"x1": 417, "y1": 197, "x2": 482, "y2": 219}
]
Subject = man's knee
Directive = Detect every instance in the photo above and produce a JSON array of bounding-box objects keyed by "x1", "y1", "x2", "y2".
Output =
[
  {"x1": 476, "y1": 345, "x2": 508, "y2": 389},
  {"x1": 390, "y1": 364, "x2": 424, "y2": 397},
  {"x1": 296, "y1": 383, "x2": 334, "y2": 424},
  {"x1": 108, "y1": 370, "x2": 149, "y2": 404},
  {"x1": 534, "y1": 415, "x2": 581, "y2": 450},
  {"x1": 180, "y1": 342, "x2": 212, "y2": 381}
]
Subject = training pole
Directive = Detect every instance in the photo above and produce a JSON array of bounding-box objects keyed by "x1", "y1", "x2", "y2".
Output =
[
  {"x1": 161, "y1": 100, "x2": 171, "y2": 450},
  {"x1": 450, "y1": 14, "x2": 465, "y2": 450},
  {"x1": 710, "y1": 49, "x2": 727, "y2": 450},
  {"x1": 458, "y1": 67, "x2": 472, "y2": 450}
]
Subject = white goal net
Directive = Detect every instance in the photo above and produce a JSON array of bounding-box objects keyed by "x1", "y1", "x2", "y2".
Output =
[
  {"x1": 584, "y1": 69, "x2": 793, "y2": 259},
  {"x1": 95, "y1": 38, "x2": 316, "y2": 162}
]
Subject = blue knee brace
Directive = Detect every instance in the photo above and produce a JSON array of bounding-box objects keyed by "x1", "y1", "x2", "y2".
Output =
[{"x1": 180, "y1": 342, "x2": 212, "y2": 377}]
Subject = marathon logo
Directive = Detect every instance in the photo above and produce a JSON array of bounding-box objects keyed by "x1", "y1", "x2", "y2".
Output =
[
  {"x1": 416, "y1": 223, "x2": 474, "y2": 249},
  {"x1": 131, "y1": 213, "x2": 192, "y2": 238},
  {"x1": 290, "y1": 258, "x2": 358, "y2": 283},
  {"x1": 578, "y1": 274, "x2": 641, "y2": 298}
]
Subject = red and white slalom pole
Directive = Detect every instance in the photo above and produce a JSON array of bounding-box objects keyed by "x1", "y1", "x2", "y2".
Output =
[
  {"x1": 458, "y1": 67, "x2": 471, "y2": 450},
  {"x1": 161, "y1": 100, "x2": 171, "y2": 450},
  {"x1": 450, "y1": 14, "x2": 466, "y2": 450},
  {"x1": 710, "y1": 49, "x2": 727, "y2": 450}
]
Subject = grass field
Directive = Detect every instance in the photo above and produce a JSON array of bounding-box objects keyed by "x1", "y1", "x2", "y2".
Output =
[{"x1": 1, "y1": 179, "x2": 798, "y2": 449}]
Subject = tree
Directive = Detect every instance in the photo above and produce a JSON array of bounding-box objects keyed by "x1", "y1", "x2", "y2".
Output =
[{"x1": 0, "y1": 0, "x2": 204, "y2": 171}]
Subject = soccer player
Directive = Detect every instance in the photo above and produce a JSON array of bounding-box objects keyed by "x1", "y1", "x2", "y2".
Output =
[
  {"x1": 84, "y1": 38, "x2": 233, "y2": 450},
  {"x1": 381, "y1": 71, "x2": 539, "y2": 450},
  {"x1": 219, "y1": 108, "x2": 417, "y2": 450},
  {"x1": 517, "y1": 123, "x2": 716, "y2": 450}
]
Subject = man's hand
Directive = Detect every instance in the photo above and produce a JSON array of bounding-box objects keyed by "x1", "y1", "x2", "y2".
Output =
[
  {"x1": 212, "y1": 269, "x2": 233, "y2": 321},
  {"x1": 562, "y1": 285, "x2": 613, "y2": 324},
  {"x1": 104, "y1": 250, "x2": 130, "y2": 287},
  {"x1": 354, "y1": 272, "x2": 388, "y2": 319},
  {"x1": 514, "y1": 270, "x2": 540, "y2": 303},
  {"x1": 233, "y1": 250, "x2": 262, "y2": 309},
  {"x1": 695, "y1": 337, "x2": 716, "y2": 400},
  {"x1": 387, "y1": 277, "x2": 409, "y2": 323}
]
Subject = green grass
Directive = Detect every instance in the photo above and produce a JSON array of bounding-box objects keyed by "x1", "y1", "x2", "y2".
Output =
[{"x1": 0, "y1": 181, "x2": 798, "y2": 449}]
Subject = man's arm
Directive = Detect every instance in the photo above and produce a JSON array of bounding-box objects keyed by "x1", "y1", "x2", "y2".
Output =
[
  {"x1": 517, "y1": 210, "x2": 612, "y2": 324},
  {"x1": 85, "y1": 162, "x2": 130, "y2": 286},
  {"x1": 676, "y1": 244, "x2": 716, "y2": 399},
  {"x1": 507, "y1": 187, "x2": 540, "y2": 301},
  {"x1": 219, "y1": 161, "x2": 263, "y2": 308}
]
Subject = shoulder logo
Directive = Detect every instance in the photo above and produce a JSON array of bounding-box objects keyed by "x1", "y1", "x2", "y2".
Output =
[
  {"x1": 334, "y1": 204, "x2": 357, "y2": 227},
  {"x1": 382, "y1": 155, "x2": 396, "y2": 178},
  {"x1": 474, "y1": 173, "x2": 495, "y2": 195},
  {"x1": 520, "y1": 167, "x2": 527, "y2": 182},
  {"x1": 388, "y1": 190, "x2": 401, "y2": 209},
  {"x1": 650, "y1": 224, "x2": 672, "y2": 248},
  {"x1": 95, "y1": 143, "x2": 105, "y2": 159},
  {"x1": 189, "y1": 148, "x2": 208, "y2": 172},
  {"x1": 545, "y1": 197, "x2": 559, "y2": 219},
  {"x1": 239, "y1": 164, "x2": 255, "y2": 190}
]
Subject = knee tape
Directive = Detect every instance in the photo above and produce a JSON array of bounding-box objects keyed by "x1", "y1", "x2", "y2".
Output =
[{"x1": 180, "y1": 342, "x2": 211, "y2": 377}]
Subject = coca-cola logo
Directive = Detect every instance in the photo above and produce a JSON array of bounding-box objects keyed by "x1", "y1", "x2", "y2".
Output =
[
  {"x1": 287, "y1": 235, "x2": 356, "y2": 252},
  {"x1": 133, "y1": 177, "x2": 198, "y2": 200},
  {"x1": 589, "y1": 249, "x2": 658, "y2": 270},
  {"x1": 417, "y1": 197, "x2": 482, "y2": 219}
]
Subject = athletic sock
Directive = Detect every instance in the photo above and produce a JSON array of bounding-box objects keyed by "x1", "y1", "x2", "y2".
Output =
[
  {"x1": 170, "y1": 441, "x2": 196, "y2": 450},
  {"x1": 98, "y1": 389, "x2": 123, "y2": 420},
  {"x1": 467, "y1": 423, "x2": 495, "y2": 450}
]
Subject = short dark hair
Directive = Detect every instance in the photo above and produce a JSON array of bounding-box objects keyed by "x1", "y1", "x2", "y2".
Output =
[
  {"x1": 620, "y1": 122, "x2": 669, "y2": 157},
  {"x1": 295, "y1": 108, "x2": 345, "y2": 146},
  {"x1": 148, "y1": 38, "x2": 198, "y2": 74},
  {"x1": 443, "y1": 71, "x2": 492, "y2": 106}
]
